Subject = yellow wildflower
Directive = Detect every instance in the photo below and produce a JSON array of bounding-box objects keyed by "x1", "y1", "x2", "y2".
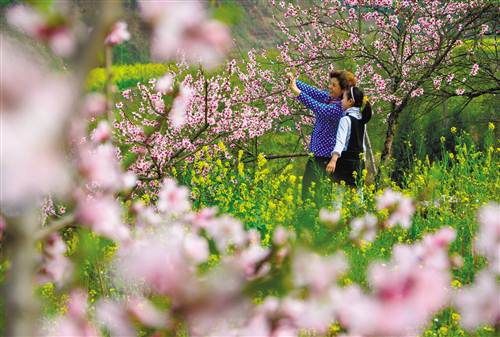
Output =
[{"x1": 451, "y1": 279, "x2": 462, "y2": 288}]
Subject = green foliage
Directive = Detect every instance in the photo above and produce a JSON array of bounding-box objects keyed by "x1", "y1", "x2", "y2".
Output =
[
  {"x1": 392, "y1": 94, "x2": 499, "y2": 181},
  {"x1": 112, "y1": 41, "x2": 150, "y2": 65},
  {"x1": 211, "y1": 1, "x2": 245, "y2": 26},
  {"x1": 86, "y1": 63, "x2": 173, "y2": 92}
]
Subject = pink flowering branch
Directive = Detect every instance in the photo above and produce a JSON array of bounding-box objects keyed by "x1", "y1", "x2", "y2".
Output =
[{"x1": 271, "y1": 0, "x2": 497, "y2": 162}]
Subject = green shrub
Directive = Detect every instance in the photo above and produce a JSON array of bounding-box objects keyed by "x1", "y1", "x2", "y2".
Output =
[{"x1": 86, "y1": 63, "x2": 173, "y2": 92}]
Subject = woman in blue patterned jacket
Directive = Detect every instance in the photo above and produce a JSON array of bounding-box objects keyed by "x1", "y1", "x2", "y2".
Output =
[{"x1": 287, "y1": 70, "x2": 355, "y2": 203}]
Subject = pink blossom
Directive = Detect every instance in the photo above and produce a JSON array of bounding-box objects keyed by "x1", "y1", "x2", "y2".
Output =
[
  {"x1": 170, "y1": 84, "x2": 193, "y2": 128},
  {"x1": 470, "y1": 63, "x2": 479, "y2": 76},
  {"x1": 475, "y1": 203, "x2": 500, "y2": 273},
  {"x1": 410, "y1": 87, "x2": 424, "y2": 97},
  {"x1": 48, "y1": 28, "x2": 76, "y2": 57},
  {"x1": 115, "y1": 231, "x2": 199, "y2": 302},
  {"x1": 350, "y1": 213, "x2": 378, "y2": 242},
  {"x1": 83, "y1": 93, "x2": 107, "y2": 118},
  {"x1": 1, "y1": 39, "x2": 72, "y2": 211},
  {"x1": 95, "y1": 300, "x2": 135, "y2": 337},
  {"x1": 0, "y1": 216, "x2": 5, "y2": 241},
  {"x1": 232, "y1": 243, "x2": 271, "y2": 278},
  {"x1": 188, "y1": 206, "x2": 218, "y2": 230},
  {"x1": 156, "y1": 73, "x2": 174, "y2": 94},
  {"x1": 157, "y1": 178, "x2": 191, "y2": 216},
  {"x1": 319, "y1": 208, "x2": 341, "y2": 226},
  {"x1": 105, "y1": 21, "x2": 131, "y2": 46},
  {"x1": 205, "y1": 215, "x2": 247, "y2": 252},
  {"x1": 37, "y1": 233, "x2": 73, "y2": 287},
  {"x1": 127, "y1": 297, "x2": 168, "y2": 328},
  {"x1": 343, "y1": 243, "x2": 451, "y2": 336},
  {"x1": 6, "y1": 5, "x2": 44, "y2": 36},
  {"x1": 7, "y1": 5, "x2": 76, "y2": 57},
  {"x1": 121, "y1": 171, "x2": 137, "y2": 190},
  {"x1": 273, "y1": 226, "x2": 290, "y2": 245},
  {"x1": 91, "y1": 121, "x2": 112, "y2": 144},
  {"x1": 45, "y1": 290, "x2": 100, "y2": 337},
  {"x1": 433, "y1": 77, "x2": 442, "y2": 90},
  {"x1": 455, "y1": 88, "x2": 465, "y2": 96},
  {"x1": 76, "y1": 194, "x2": 130, "y2": 243},
  {"x1": 78, "y1": 144, "x2": 123, "y2": 191},
  {"x1": 183, "y1": 232, "x2": 209, "y2": 264},
  {"x1": 139, "y1": 0, "x2": 232, "y2": 69},
  {"x1": 293, "y1": 250, "x2": 347, "y2": 294},
  {"x1": 454, "y1": 270, "x2": 500, "y2": 330},
  {"x1": 376, "y1": 189, "x2": 415, "y2": 228}
]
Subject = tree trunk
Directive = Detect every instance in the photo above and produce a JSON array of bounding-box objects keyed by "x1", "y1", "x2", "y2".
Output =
[
  {"x1": 363, "y1": 128, "x2": 377, "y2": 179},
  {"x1": 381, "y1": 108, "x2": 398, "y2": 162},
  {"x1": 4, "y1": 211, "x2": 40, "y2": 337}
]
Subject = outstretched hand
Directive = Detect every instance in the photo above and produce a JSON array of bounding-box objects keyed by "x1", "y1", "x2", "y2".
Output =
[{"x1": 286, "y1": 70, "x2": 301, "y2": 96}]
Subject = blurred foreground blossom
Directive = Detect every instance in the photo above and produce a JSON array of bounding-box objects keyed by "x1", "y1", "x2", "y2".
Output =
[
  {"x1": 293, "y1": 250, "x2": 347, "y2": 294},
  {"x1": 105, "y1": 21, "x2": 130, "y2": 46},
  {"x1": 83, "y1": 93, "x2": 107, "y2": 118},
  {"x1": 78, "y1": 144, "x2": 123, "y2": 192},
  {"x1": 205, "y1": 214, "x2": 247, "y2": 253},
  {"x1": 139, "y1": 0, "x2": 232, "y2": 69},
  {"x1": 157, "y1": 178, "x2": 192, "y2": 216},
  {"x1": 115, "y1": 226, "x2": 201, "y2": 301},
  {"x1": 319, "y1": 208, "x2": 341, "y2": 226},
  {"x1": 96, "y1": 297, "x2": 167, "y2": 337},
  {"x1": 350, "y1": 213, "x2": 378, "y2": 242},
  {"x1": 475, "y1": 202, "x2": 500, "y2": 273},
  {"x1": 76, "y1": 193, "x2": 130, "y2": 243},
  {"x1": 376, "y1": 189, "x2": 415, "y2": 228},
  {"x1": 44, "y1": 290, "x2": 100, "y2": 337},
  {"x1": 6, "y1": 4, "x2": 77, "y2": 57},
  {"x1": 37, "y1": 233, "x2": 73, "y2": 287},
  {"x1": 156, "y1": 73, "x2": 174, "y2": 94},
  {"x1": 0, "y1": 38, "x2": 73, "y2": 212},
  {"x1": 454, "y1": 270, "x2": 500, "y2": 330},
  {"x1": 170, "y1": 83, "x2": 193, "y2": 128},
  {"x1": 340, "y1": 229, "x2": 454, "y2": 336}
]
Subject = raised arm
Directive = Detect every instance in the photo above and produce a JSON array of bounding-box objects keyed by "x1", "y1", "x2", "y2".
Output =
[
  {"x1": 296, "y1": 80, "x2": 331, "y2": 103},
  {"x1": 297, "y1": 91, "x2": 343, "y2": 120}
]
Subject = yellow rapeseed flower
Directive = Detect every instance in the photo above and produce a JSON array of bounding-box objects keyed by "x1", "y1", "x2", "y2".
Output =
[
  {"x1": 438, "y1": 326, "x2": 448, "y2": 336},
  {"x1": 451, "y1": 279, "x2": 462, "y2": 288},
  {"x1": 257, "y1": 153, "x2": 267, "y2": 168},
  {"x1": 440, "y1": 136, "x2": 446, "y2": 143},
  {"x1": 488, "y1": 122, "x2": 495, "y2": 130},
  {"x1": 450, "y1": 126, "x2": 457, "y2": 134},
  {"x1": 218, "y1": 141, "x2": 227, "y2": 153},
  {"x1": 451, "y1": 312, "x2": 461, "y2": 322}
]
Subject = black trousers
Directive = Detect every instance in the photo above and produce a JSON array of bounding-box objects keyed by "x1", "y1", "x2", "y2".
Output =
[
  {"x1": 301, "y1": 156, "x2": 333, "y2": 203},
  {"x1": 333, "y1": 157, "x2": 363, "y2": 187}
]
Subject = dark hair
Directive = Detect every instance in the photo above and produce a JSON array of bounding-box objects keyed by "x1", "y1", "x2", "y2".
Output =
[
  {"x1": 346, "y1": 86, "x2": 372, "y2": 124},
  {"x1": 329, "y1": 70, "x2": 357, "y2": 90},
  {"x1": 329, "y1": 71, "x2": 349, "y2": 90}
]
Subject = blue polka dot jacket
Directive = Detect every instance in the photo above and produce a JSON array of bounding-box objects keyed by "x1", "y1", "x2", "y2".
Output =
[{"x1": 296, "y1": 80, "x2": 344, "y2": 157}]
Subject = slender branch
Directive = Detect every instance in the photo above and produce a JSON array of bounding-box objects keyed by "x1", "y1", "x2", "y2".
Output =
[{"x1": 36, "y1": 214, "x2": 76, "y2": 241}]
